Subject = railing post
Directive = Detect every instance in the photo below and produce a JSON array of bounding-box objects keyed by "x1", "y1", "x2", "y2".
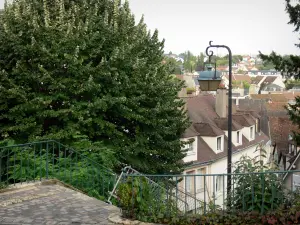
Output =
[{"x1": 46, "y1": 142, "x2": 49, "y2": 179}]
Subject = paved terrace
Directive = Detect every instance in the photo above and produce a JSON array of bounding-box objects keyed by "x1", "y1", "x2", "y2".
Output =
[{"x1": 0, "y1": 180, "x2": 119, "y2": 225}]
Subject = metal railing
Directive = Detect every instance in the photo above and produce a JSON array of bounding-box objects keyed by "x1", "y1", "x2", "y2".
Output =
[
  {"x1": 108, "y1": 166, "x2": 204, "y2": 212},
  {"x1": 117, "y1": 170, "x2": 300, "y2": 217},
  {"x1": 0, "y1": 140, "x2": 117, "y2": 200}
]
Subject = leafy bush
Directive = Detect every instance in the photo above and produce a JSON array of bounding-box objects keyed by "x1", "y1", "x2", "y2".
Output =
[
  {"x1": 0, "y1": 182, "x2": 8, "y2": 190},
  {"x1": 167, "y1": 208, "x2": 300, "y2": 225},
  {"x1": 229, "y1": 146, "x2": 284, "y2": 213},
  {"x1": 118, "y1": 177, "x2": 178, "y2": 223},
  {"x1": 1, "y1": 146, "x2": 115, "y2": 200}
]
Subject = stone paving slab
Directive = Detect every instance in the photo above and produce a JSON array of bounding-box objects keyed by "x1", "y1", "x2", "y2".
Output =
[{"x1": 0, "y1": 181, "x2": 120, "y2": 225}]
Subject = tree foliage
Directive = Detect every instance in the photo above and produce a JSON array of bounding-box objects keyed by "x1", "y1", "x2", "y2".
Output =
[
  {"x1": 164, "y1": 57, "x2": 182, "y2": 75},
  {"x1": 0, "y1": 0, "x2": 189, "y2": 174}
]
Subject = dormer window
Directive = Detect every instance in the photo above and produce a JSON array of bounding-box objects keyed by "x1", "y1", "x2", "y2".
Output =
[
  {"x1": 217, "y1": 137, "x2": 222, "y2": 151},
  {"x1": 237, "y1": 131, "x2": 240, "y2": 144},
  {"x1": 187, "y1": 143, "x2": 194, "y2": 154},
  {"x1": 183, "y1": 139, "x2": 196, "y2": 155}
]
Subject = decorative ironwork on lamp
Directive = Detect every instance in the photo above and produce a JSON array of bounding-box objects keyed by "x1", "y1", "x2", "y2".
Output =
[{"x1": 198, "y1": 53, "x2": 221, "y2": 91}]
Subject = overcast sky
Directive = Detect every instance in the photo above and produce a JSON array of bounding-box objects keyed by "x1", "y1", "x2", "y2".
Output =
[
  {"x1": 128, "y1": 0, "x2": 300, "y2": 56},
  {"x1": 0, "y1": 0, "x2": 299, "y2": 56}
]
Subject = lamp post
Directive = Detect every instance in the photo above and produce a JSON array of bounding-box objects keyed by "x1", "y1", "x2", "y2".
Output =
[{"x1": 199, "y1": 41, "x2": 233, "y2": 197}]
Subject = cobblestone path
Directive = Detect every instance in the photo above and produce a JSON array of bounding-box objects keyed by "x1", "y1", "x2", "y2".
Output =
[{"x1": 0, "y1": 182, "x2": 119, "y2": 225}]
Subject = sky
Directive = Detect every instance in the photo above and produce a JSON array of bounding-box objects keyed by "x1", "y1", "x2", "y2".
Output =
[
  {"x1": 127, "y1": 0, "x2": 300, "y2": 56},
  {"x1": 0, "y1": 0, "x2": 299, "y2": 56}
]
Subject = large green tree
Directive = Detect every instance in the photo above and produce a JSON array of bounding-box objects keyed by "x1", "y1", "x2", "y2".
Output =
[{"x1": 0, "y1": 0, "x2": 189, "y2": 174}]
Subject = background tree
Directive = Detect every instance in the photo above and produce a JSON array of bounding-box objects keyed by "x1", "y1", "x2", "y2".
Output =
[
  {"x1": 0, "y1": 0, "x2": 189, "y2": 174},
  {"x1": 285, "y1": 79, "x2": 300, "y2": 90},
  {"x1": 164, "y1": 57, "x2": 182, "y2": 74},
  {"x1": 195, "y1": 52, "x2": 205, "y2": 71},
  {"x1": 181, "y1": 51, "x2": 197, "y2": 73}
]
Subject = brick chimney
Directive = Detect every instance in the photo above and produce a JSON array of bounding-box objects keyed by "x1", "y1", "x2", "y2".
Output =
[{"x1": 216, "y1": 89, "x2": 228, "y2": 117}]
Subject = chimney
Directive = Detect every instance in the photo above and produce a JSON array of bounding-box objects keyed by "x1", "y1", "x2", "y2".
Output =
[{"x1": 216, "y1": 89, "x2": 228, "y2": 117}]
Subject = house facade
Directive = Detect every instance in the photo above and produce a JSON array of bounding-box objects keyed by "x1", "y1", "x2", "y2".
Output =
[
  {"x1": 250, "y1": 75, "x2": 285, "y2": 94},
  {"x1": 179, "y1": 90, "x2": 271, "y2": 210}
]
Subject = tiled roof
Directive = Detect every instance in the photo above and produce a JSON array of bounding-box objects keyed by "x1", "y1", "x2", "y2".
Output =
[
  {"x1": 266, "y1": 102, "x2": 287, "y2": 111},
  {"x1": 182, "y1": 125, "x2": 199, "y2": 138},
  {"x1": 250, "y1": 94, "x2": 288, "y2": 102},
  {"x1": 193, "y1": 122, "x2": 224, "y2": 137},
  {"x1": 252, "y1": 76, "x2": 265, "y2": 84},
  {"x1": 283, "y1": 92, "x2": 300, "y2": 100},
  {"x1": 269, "y1": 116, "x2": 298, "y2": 151},
  {"x1": 187, "y1": 95, "x2": 218, "y2": 124},
  {"x1": 224, "y1": 75, "x2": 251, "y2": 83},
  {"x1": 183, "y1": 94, "x2": 270, "y2": 165},
  {"x1": 232, "y1": 114, "x2": 256, "y2": 127},
  {"x1": 236, "y1": 110, "x2": 261, "y2": 118},
  {"x1": 262, "y1": 76, "x2": 277, "y2": 85},
  {"x1": 214, "y1": 118, "x2": 243, "y2": 131}
]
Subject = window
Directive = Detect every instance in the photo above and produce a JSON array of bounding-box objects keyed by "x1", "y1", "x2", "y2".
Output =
[
  {"x1": 237, "y1": 131, "x2": 240, "y2": 144},
  {"x1": 250, "y1": 126, "x2": 254, "y2": 139},
  {"x1": 187, "y1": 143, "x2": 194, "y2": 153},
  {"x1": 196, "y1": 168, "x2": 206, "y2": 193},
  {"x1": 256, "y1": 119, "x2": 260, "y2": 132},
  {"x1": 186, "y1": 171, "x2": 194, "y2": 193},
  {"x1": 217, "y1": 137, "x2": 222, "y2": 151},
  {"x1": 216, "y1": 175, "x2": 223, "y2": 192},
  {"x1": 184, "y1": 139, "x2": 195, "y2": 155}
]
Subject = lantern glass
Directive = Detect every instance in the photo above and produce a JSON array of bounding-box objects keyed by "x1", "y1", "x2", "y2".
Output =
[{"x1": 199, "y1": 80, "x2": 222, "y2": 91}]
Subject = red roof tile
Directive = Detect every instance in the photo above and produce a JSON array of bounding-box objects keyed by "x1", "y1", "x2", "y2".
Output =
[
  {"x1": 252, "y1": 76, "x2": 265, "y2": 84},
  {"x1": 224, "y1": 75, "x2": 251, "y2": 83},
  {"x1": 266, "y1": 102, "x2": 287, "y2": 111},
  {"x1": 269, "y1": 116, "x2": 299, "y2": 151}
]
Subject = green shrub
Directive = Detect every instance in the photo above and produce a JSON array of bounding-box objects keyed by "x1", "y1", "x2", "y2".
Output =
[
  {"x1": 2, "y1": 148, "x2": 115, "y2": 200},
  {"x1": 0, "y1": 182, "x2": 8, "y2": 190},
  {"x1": 118, "y1": 177, "x2": 178, "y2": 223},
  {"x1": 167, "y1": 208, "x2": 300, "y2": 225},
  {"x1": 229, "y1": 145, "x2": 284, "y2": 213}
]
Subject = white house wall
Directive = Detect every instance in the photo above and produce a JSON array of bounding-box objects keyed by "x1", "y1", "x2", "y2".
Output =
[
  {"x1": 181, "y1": 142, "x2": 271, "y2": 211},
  {"x1": 241, "y1": 127, "x2": 253, "y2": 141},
  {"x1": 272, "y1": 76, "x2": 285, "y2": 89},
  {"x1": 202, "y1": 136, "x2": 224, "y2": 154},
  {"x1": 210, "y1": 143, "x2": 270, "y2": 207}
]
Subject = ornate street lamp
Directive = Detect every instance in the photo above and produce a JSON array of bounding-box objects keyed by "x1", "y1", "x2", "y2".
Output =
[
  {"x1": 199, "y1": 41, "x2": 233, "y2": 198},
  {"x1": 198, "y1": 61, "x2": 222, "y2": 91}
]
